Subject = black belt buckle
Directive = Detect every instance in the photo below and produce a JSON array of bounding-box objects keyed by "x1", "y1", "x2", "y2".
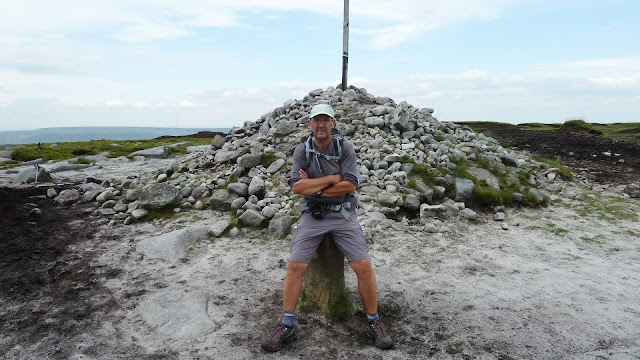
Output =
[{"x1": 310, "y1": 204, "x2": 324, "y2": 219}]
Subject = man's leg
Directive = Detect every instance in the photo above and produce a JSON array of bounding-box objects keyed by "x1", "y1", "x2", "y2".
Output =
[
  {"x1": 350, "y1": 259, "x2": 394, "y2": 350},
  {"x1": 283, "y1": 261, "x2": 309, "y2": 312},
  {"x1": 261, "y1": 261, "x2": 309, "y2": 352},
  {"x1": 349, "y1": 260, "x2": 377, "y2": 314}
]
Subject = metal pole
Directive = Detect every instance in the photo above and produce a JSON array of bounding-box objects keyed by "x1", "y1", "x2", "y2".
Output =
[
  {"x1": 341, "y1": 0, "x2": 349, "y2": 90},
  {"x1": 35, "y1": 142, "x2": 41, "y2": 183}
]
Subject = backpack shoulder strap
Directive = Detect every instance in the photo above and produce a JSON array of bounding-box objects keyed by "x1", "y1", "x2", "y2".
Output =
[{"x1": 304, "y1": 134, "x2": 314, "y2": 167}]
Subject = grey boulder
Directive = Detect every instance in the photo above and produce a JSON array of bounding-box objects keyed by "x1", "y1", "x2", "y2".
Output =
[
  {"x1": 139, "y1": 183, "x2": 181, "y2": 209},
  {"x1": 130, "y1": 146, "x2": 168, "y2": 159},
  {"x1": 238, "y1": 209, "x2": 267, "y2": 228},
  {"x1": 12, "y1": 167, "x2": 53, "y2": 184},
  {"x1": 209, "y1": 189, "x2": 239, "y2": 211},
  {"x1": 269, "y1": 216, "x2": 298, "y2": 239}
]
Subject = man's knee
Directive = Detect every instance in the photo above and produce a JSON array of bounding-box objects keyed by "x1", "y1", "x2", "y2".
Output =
[
  {"x1": 350, "y1": 260, "x2": 373, "y2": 276},
  {"x1": 287, "y1": 261, "x2": 309, "y2": 276}
]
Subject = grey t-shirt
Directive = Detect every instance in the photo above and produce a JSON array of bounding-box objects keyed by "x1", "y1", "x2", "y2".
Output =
[{"x1": 288, "y1": 136, "x2": 359, "y2": 206}]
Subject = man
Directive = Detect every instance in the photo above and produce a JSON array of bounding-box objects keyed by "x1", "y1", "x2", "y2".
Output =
[{"x1": 261, "y1": 103, "x2": 394, "y2": 351}]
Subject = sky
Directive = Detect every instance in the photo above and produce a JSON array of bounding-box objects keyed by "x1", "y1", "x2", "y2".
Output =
[{"x1": 0, "y1": 0, "x2": 639, "y2": 131}]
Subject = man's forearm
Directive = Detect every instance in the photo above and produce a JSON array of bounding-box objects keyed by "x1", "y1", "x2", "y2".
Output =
[
  {"x1": 320, "y1": 181, "x2": 356, "y2": 198},
  {"x1": 291, "y1": 174, "x2": 341, "y2": 195}
]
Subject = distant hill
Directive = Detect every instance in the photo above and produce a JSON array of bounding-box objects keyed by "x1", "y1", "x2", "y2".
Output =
[{"x1": 0, "y1": 127, "x2": 230, "y2": 146}]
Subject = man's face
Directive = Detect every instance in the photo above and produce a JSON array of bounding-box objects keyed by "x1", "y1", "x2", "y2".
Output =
[{"x1": 308, "y1": 114, "x2": 335, "y2": 140}]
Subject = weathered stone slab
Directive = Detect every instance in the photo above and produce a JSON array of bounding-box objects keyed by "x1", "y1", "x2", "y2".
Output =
[
  {"x1": 138, "y1": 291, "x2": 218, "y2": 339},
  {"x1": 130, "y1": 146, "x2": 168, "y2": 159},
  {"x1": 136, "y1": 226, "x2": 209, "y2": 261}
]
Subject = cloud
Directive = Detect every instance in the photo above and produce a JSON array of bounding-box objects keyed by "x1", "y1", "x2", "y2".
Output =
[
  {"x1": 565, "y1": 56, "x2": 640, "y2": 71},
  {"x1": 0, "y1": 0, "x2": 521, "y2": 45}
]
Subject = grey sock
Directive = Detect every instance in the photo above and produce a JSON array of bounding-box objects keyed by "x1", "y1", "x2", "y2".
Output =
[
  {"x1": 366, "y1": 313, "x2": 379, "y2": 322},
  {"x1": 282, "y1": 311, "x2": 295, "y2": 327}
]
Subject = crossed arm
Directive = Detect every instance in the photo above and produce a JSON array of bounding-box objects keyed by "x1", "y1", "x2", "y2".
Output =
[{"x1": 291, "y1": 169, "x2": 356, "y2": 198}]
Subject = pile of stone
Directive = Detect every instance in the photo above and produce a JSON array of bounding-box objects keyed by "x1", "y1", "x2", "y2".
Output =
[{"x1": 38, "y1": 86, "x2": 561, "y2": 237}]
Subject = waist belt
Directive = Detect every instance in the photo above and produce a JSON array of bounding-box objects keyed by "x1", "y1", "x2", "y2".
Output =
[{"x1": 295, "y1": 201, "x2": 353, "y2": 221}]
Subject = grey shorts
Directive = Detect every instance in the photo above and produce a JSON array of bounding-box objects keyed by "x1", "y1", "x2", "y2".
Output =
[{"x1": 289, "y1": 211, "x2": 370, "y2": 263}]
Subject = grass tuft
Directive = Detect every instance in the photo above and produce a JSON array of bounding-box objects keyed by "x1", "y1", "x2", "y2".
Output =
[{"x1": 261, "y1": 152, "x2": 278, "y2": 168}]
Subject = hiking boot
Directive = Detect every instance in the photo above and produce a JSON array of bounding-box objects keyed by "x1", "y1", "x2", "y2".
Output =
[
  {"x1": 366, "y1": 319, "x2": 394, "y2": 349},
  {"x1": 261, "y1": 323, "x2": 296, "y2": 352}
]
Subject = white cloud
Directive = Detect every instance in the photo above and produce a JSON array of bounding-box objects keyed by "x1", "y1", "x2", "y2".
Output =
[
  {"x1": 112, "y1": 22, "x2": 192, "y2": 42},
  {"x1": 566, "y1": 56, "x2": 640, "y2": 71},
  {"x1": 178, "y1": 100, "x2": 198, "y2": 107},
  {"x1": 1, "y1": 0, "x2": 522, "y2": 45}
]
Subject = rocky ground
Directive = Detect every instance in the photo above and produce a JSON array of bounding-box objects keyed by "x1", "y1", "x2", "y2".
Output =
[{"x1": 1, "y1": 118, "x2": 640, "y2": 359}]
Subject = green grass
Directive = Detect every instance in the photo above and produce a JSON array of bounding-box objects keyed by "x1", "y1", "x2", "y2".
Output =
[
  {"x1": 525, "y1": 190, "x2": 550, "y2": 207},
  {"x1": 8, "y1": 137, "x2": 213, "y2": 162},
  {"x1": 606, "y1": 247, "x2": 621, "y2": 254},
  {"x1": 518, "y1": 123, "x2": 559, "y2": 131},
  {"x1": 261, "y1": 152, "x2": 278, "y2": 168},
  {"x1": 517, "y1": 171, "x2": 532, "y2": 184},
  {"x1": 472, "y1": 186, "x2": 513, "y2": 206},
  {"x1": 520, "y1": 120, "x2": 640, "y2": 143},
  {"x1": 451, "y1": 158, "x2": 472, "y2": 179},
  {"x1": 146, "y1": 207, "x2": 179, "y2": 220},
  {"x1": 328, "y1": 290, "x2": 355, "y2": 322},
  {"x1": 474, "y1": 150, "x2": 492, "y2": 170},
  {"x1": 581, "y1": 235, "x2": 605, "y2": 244},
  {"x1": 76, "y1": 157, "x2": 92, "y2": 164},
  {"x1": 531, "y1": 154, "x2": 573, "y2": 180},
  {"x1": 574, "y1": 196, "x2": 639, "y2": 223},
  {"x1": 562, "y1": 119, "x2": 603, "y2": 136},
  {"x1": 554, "y1": 227, "x2": 569, "y2": 235}
]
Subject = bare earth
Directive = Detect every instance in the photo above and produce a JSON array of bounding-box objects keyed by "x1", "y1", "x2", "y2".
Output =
[{"x1": 1, "y1": 127, "x2": 640, "y2": 359}]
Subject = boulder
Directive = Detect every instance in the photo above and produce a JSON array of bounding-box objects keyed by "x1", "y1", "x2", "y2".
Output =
[
  {"x1": 269, "y1": 216, "x2": 298, "y2": 239},
  {"x1": 238, "y1": 209, "x2": 267, "y2": 228},
  {"x1": 131, "y1": 208, "x2": 149, "y2": 219},
  {"x1": 186, "y1": 145, "x2": 210, "y2": 153},
  {"x1": 208, "y1": 220, "x2": 231, "y2": 237},
  {"x1": 274, "y1": 120, "x2": 297, "y2": 136},
  {"x1": 467, "y1": 167, "x2": 500, "y2": 190},
  {"x1": 125, "y1": 188, "x2": 141, "y2": 202},
  {"x1": 139, "y1": 183, "x2": 181, "y2": 209},
  {"x1": 211, "y1": 135, "x2": 226, "y2": 149},
  {"x1": 500, "y1": 155, "x2": 519, "y2": 168},
  {"x1": 11, "y1": 167, "x2": 53, "y2": 184},
  {"x1": 209, "y1": 189, "x2": 239, "y2": 211},
  {"x1": 54, "y1": 189, "x2": 80, "y2": 205},
  {"x1": 455, "y1": 178, "x2": 475, "y2": 202},
  {"x1": 238, "y1": 153, "x2": 262, "y2": 168},
  {"x1": 265, "y1": 159, "x2": 286, "y2": 174},
  {"x1": 377, "y1": 192, "x2": 403, "y2": 207},
  {"x1": 420, "y1": 204, "x2": 447, "y2": 220},
  {"x1": 404, "y1": 194, "x2": 421, "y2": 210},
  {"x1": 364, "y1": 116, "x2": 385, "y2": 128},
  {"x1": 191, "y1": 186, "x2": 208, "y2": 199},
  {"x1": 130, "y1": 146, "x2": 168, "y2": 159},
  {"x1": 414, "y1": 180, "x2": 434, "y2": 203},
  {"x1": 459, "y1": 208, "x2": 478, "y2": 220},
  {"x1": 248, "y1": 176, "x2": 265, "y2": 198}
]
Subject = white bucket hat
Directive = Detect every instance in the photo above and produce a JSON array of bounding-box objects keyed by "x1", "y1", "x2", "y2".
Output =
[{"x1": 309, "y1": 104, "x2": 335, "y2": 119}]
